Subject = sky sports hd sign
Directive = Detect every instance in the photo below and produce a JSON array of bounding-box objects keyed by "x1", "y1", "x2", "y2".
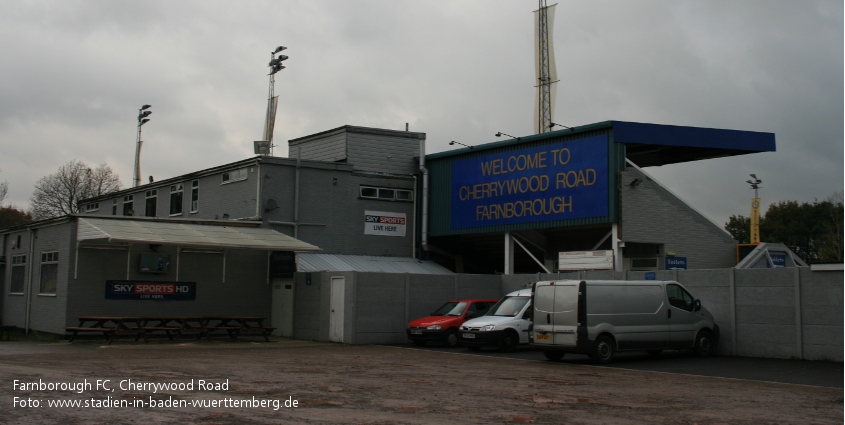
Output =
[
  {"x1": 451, "y1": 136, "x2": 609, "y2": 229},
  {"x1": 105, "y1": 281, "x2": 196, "y2": 300}
]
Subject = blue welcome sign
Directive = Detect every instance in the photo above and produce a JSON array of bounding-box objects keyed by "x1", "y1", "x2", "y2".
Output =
[{"x1": 450, "y1": 136, "x2": 609, "y2": 229}]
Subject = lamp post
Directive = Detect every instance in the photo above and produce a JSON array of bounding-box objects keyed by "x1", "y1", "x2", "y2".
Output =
[
  {"x1": 495, "y1": 132, "x2": 520, "y2": 141},
  {"x1": 133, "y1": 104, "x2": 152, "y2": 187},
  {"x1": 549, "y1": 122, "x2": 574, "y2": 131},
  {"x1": 746, "y1": 174, "x2": 762, "y2": 244},
  {"x1": 449, "y1": 140, "x2": 473, "y2": 149},
  {"x1": 263, "y1": 46, "x2": 288, "y2": 156}
]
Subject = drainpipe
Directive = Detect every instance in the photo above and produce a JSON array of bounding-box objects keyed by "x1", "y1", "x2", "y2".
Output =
[
  {"x1": 411, "y1": 174, "x2": 417, "y2": 259},
  {"x1": 294, "y1": 147, "x2": 301, "y2": 239},
  {"x1": 419, "y1": 136, "x2": 429, "y2": 253},
  {"x1": 24, "y1": 228, "x2": 36, "y2": 334},
  {"x1": 255, "y1": 162, "x2": 262, "y2": 219}
]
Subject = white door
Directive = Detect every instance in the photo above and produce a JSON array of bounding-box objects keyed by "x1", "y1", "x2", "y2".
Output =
[
  {"x1": 271, "y1": 278, "x2": 295, "y2": 337},
  {"x1": 329, "y1": 276, "x2": 345, "y2": 343}
]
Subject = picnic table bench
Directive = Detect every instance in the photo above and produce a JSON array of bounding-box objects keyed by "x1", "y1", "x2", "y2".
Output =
[
  {"x1": 65, "y1": 316, "x2": 274, "y2": 343},
  {"x1": 65, "y1": 317, "x2": 145, "y2": 344},
  {"x1": 203, "y1": 316, "x2": 275, "y2": 342}
]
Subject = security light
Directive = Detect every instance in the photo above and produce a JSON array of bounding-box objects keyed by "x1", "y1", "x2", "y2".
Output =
[
  {"x1": 449, "y1": 141, "x2": 473, "y2": 149},
  {"x1": 495, "y1": 132, "x2": 519, "y2": 140}
]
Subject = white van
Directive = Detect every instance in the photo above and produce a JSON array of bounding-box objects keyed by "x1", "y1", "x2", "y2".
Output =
[
  {"x1": 458, "y1": 288, "x2": 532, "y2": 352},
  {"x1": 532, "y1": 280, "x2": 719, "y2": 363}
]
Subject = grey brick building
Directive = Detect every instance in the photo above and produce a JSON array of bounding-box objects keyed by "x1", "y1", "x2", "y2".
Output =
[{"x1": 1, "y1": 121, "x2": 783, "y2": 338}]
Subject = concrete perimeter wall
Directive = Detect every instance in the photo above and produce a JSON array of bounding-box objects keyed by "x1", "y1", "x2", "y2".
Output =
[
  {"x1": 294, "y1": 267, "x2": 842, "y2": 361},
  {"x1": 549, "y1": 267, "x2": 842, "y2": 361}
]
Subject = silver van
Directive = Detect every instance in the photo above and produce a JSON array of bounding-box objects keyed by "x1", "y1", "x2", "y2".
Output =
[
  {"x1": 459, "y1": 288, "x2": 533, "y2": 352},
  {"x1": 531, "y1": 280, "x2": 719, "y2": 363}
]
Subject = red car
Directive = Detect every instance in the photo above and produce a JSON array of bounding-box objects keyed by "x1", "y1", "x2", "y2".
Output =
[{"x1": 406, "y1": 299, "x2": 498, "y2": 347}]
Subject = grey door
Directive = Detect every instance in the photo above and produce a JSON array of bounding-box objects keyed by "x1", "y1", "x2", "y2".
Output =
[{"x1": 534, "y1": 283, "x2": 578, "y2": 347}]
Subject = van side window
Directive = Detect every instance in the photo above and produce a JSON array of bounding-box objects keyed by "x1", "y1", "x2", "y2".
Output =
[{"x1": 666, "y1": 284, "x2": 694, "y2": 312}]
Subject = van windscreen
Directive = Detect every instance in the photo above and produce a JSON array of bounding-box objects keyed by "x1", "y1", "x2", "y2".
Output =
[{"x1": 487, "y1": 296, "x2": 530, "y2": 317}]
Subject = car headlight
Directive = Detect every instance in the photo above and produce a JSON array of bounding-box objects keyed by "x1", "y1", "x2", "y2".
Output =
[
  {"x1": 426, "y1": 324, "x2": 441, "y2": 330},
  {"x1": 483, "y1": 325, "x2": 496, "y2": 331}
]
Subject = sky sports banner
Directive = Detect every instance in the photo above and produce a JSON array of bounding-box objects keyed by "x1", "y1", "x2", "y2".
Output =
[
  {"x1": 105, "y1": 281, "x2": 196, "y2": 301},
  {"x1": 364, "y1": 210, "x2": 407, "y2": 237},
  {"x1": 451, "y1": 136, "x2": 608, "y2": 229}
]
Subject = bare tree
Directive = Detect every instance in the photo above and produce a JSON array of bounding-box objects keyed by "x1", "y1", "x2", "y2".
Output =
[
  {"x1": 0, "y1": 168, "x2": 7, "y2": 205},
  {"x1": 29, "y1": 160, "x2": 122, "y2": 219}
]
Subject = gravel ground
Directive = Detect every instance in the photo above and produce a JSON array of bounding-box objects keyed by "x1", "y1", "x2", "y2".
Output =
[{"x1": 1, "y1": 339, "x2": 842, "y2": 424}]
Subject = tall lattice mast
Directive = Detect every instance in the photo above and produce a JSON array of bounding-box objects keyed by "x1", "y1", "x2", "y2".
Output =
[
  {"x1": 264, "y1": 46, "x2": 288, "y2": 156},
  {"x1": 537, "y1": 0, "x2": 552, "y2": 134}
]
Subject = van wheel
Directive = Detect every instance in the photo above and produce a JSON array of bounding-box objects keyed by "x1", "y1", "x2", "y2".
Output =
[
  {"x1": 591, "y1": 336, "x2": 615, "y2": 364},
  {"x1": 412, "y1": 340, "x2": 427, "y2": 347},
  {"x1": 467, "y1": 346, "x2": 481, "y2": 351},
  {"x1": 443, "y1": 330, "x2": 459, "y2": 348},
  {"x1": 694, "y1": 330, "x2": 715, "y2": 357},
  {"x1": 543, "y1": 351, "x2": 565, "y2": 361},
  {"x1": 498, "y1": 331, "x2": 518, "y2": 352}
]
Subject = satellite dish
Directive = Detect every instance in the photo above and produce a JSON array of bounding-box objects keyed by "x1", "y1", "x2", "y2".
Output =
[
  {"x1": 265, "y1": 199, "x2": 279, "y2": 213},
  {"x1": 254, "y1": 140, "x2": 271, "y2": 155}
]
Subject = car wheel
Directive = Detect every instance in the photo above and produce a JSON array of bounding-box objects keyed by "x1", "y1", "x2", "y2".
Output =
[
  {"x1": 543, "y1": 350, "x2": 565, "y2": 361},
  {"x1": 412, "y1": 340, "x2": 427, "y2": 347},
  {"x1": 591, "y1": 335, "x2": 614, "y2": 364},
  {"x1": 497, "y1": 330, "x2": 518, "y2": 353},
  {"x1": 694, "y1": 330, "x2": 715, "y2": 356},
  {"x1": 443, "y1": 330, "x2": 459, "y2": 348},
  {"x1": 467, "y1": 346, "x2": 481, "y2": 351}
]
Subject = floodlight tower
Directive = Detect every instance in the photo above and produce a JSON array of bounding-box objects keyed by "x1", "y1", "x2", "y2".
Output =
[
  {"x1": 263, "y1": 46, "x2": 288, "y2": 156},
  {"x1": 133, "y1": 104, "x2": 152, "y2": 187},
  {"x1": 535, "y1": 0, "x2": 557, "y2": 134},
  {"x1": 747, "y1": 174, "x2": 762, "y2": 244}
]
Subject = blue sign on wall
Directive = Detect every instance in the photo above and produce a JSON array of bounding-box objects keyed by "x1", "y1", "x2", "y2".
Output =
[
  {"x1": 450, "y1": 136, "x2": 609, "y2": 229},
  {"x1": 665, "y1": 256, "x2": 687, "y2": 270},
  {"x1": 770, "y1": 253, "x2": 786, "y2": 268}
]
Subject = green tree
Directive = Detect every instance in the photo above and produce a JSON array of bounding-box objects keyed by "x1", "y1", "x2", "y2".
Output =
[
  {"x1": 724, "y1": 214, "x2": 751, "y2": 244},
  {"x1": 815, "y1": 192, "x2": 844, "y2": 263},
  {"x1": 725, "y1": 194, "x2": 844, "y2": 264}
]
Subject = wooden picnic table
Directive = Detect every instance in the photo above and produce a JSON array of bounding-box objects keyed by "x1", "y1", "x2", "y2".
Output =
[
  {"x1": 66, "y1": 316, "x2": 274, "y2": 343},
  {"x1": 138, "y1": 316, "x2": 204, "y2": 341},
  {"x1": 202, "y1": 316, "x2": 274, "y2": 342},
  {"x1": 65, "y1": 316, "x2": 145, "y2": 344}
]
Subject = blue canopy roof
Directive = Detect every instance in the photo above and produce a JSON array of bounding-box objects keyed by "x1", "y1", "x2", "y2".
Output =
[
  {"x1": 611, "y1": 121, "x2": 776, "y2": 166},
  {"x1": 427, "y1": 120, "x2": 776, "y2": 167}
]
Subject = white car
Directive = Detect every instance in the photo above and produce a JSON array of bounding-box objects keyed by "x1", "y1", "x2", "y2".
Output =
[{"x1": 458, "y1": 288, "x2": 532, "y2": 352}]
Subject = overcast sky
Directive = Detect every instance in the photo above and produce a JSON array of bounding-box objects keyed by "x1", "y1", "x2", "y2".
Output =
[{"x1": 0, "y1": 1, "x2": 842, "y2": 228}]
